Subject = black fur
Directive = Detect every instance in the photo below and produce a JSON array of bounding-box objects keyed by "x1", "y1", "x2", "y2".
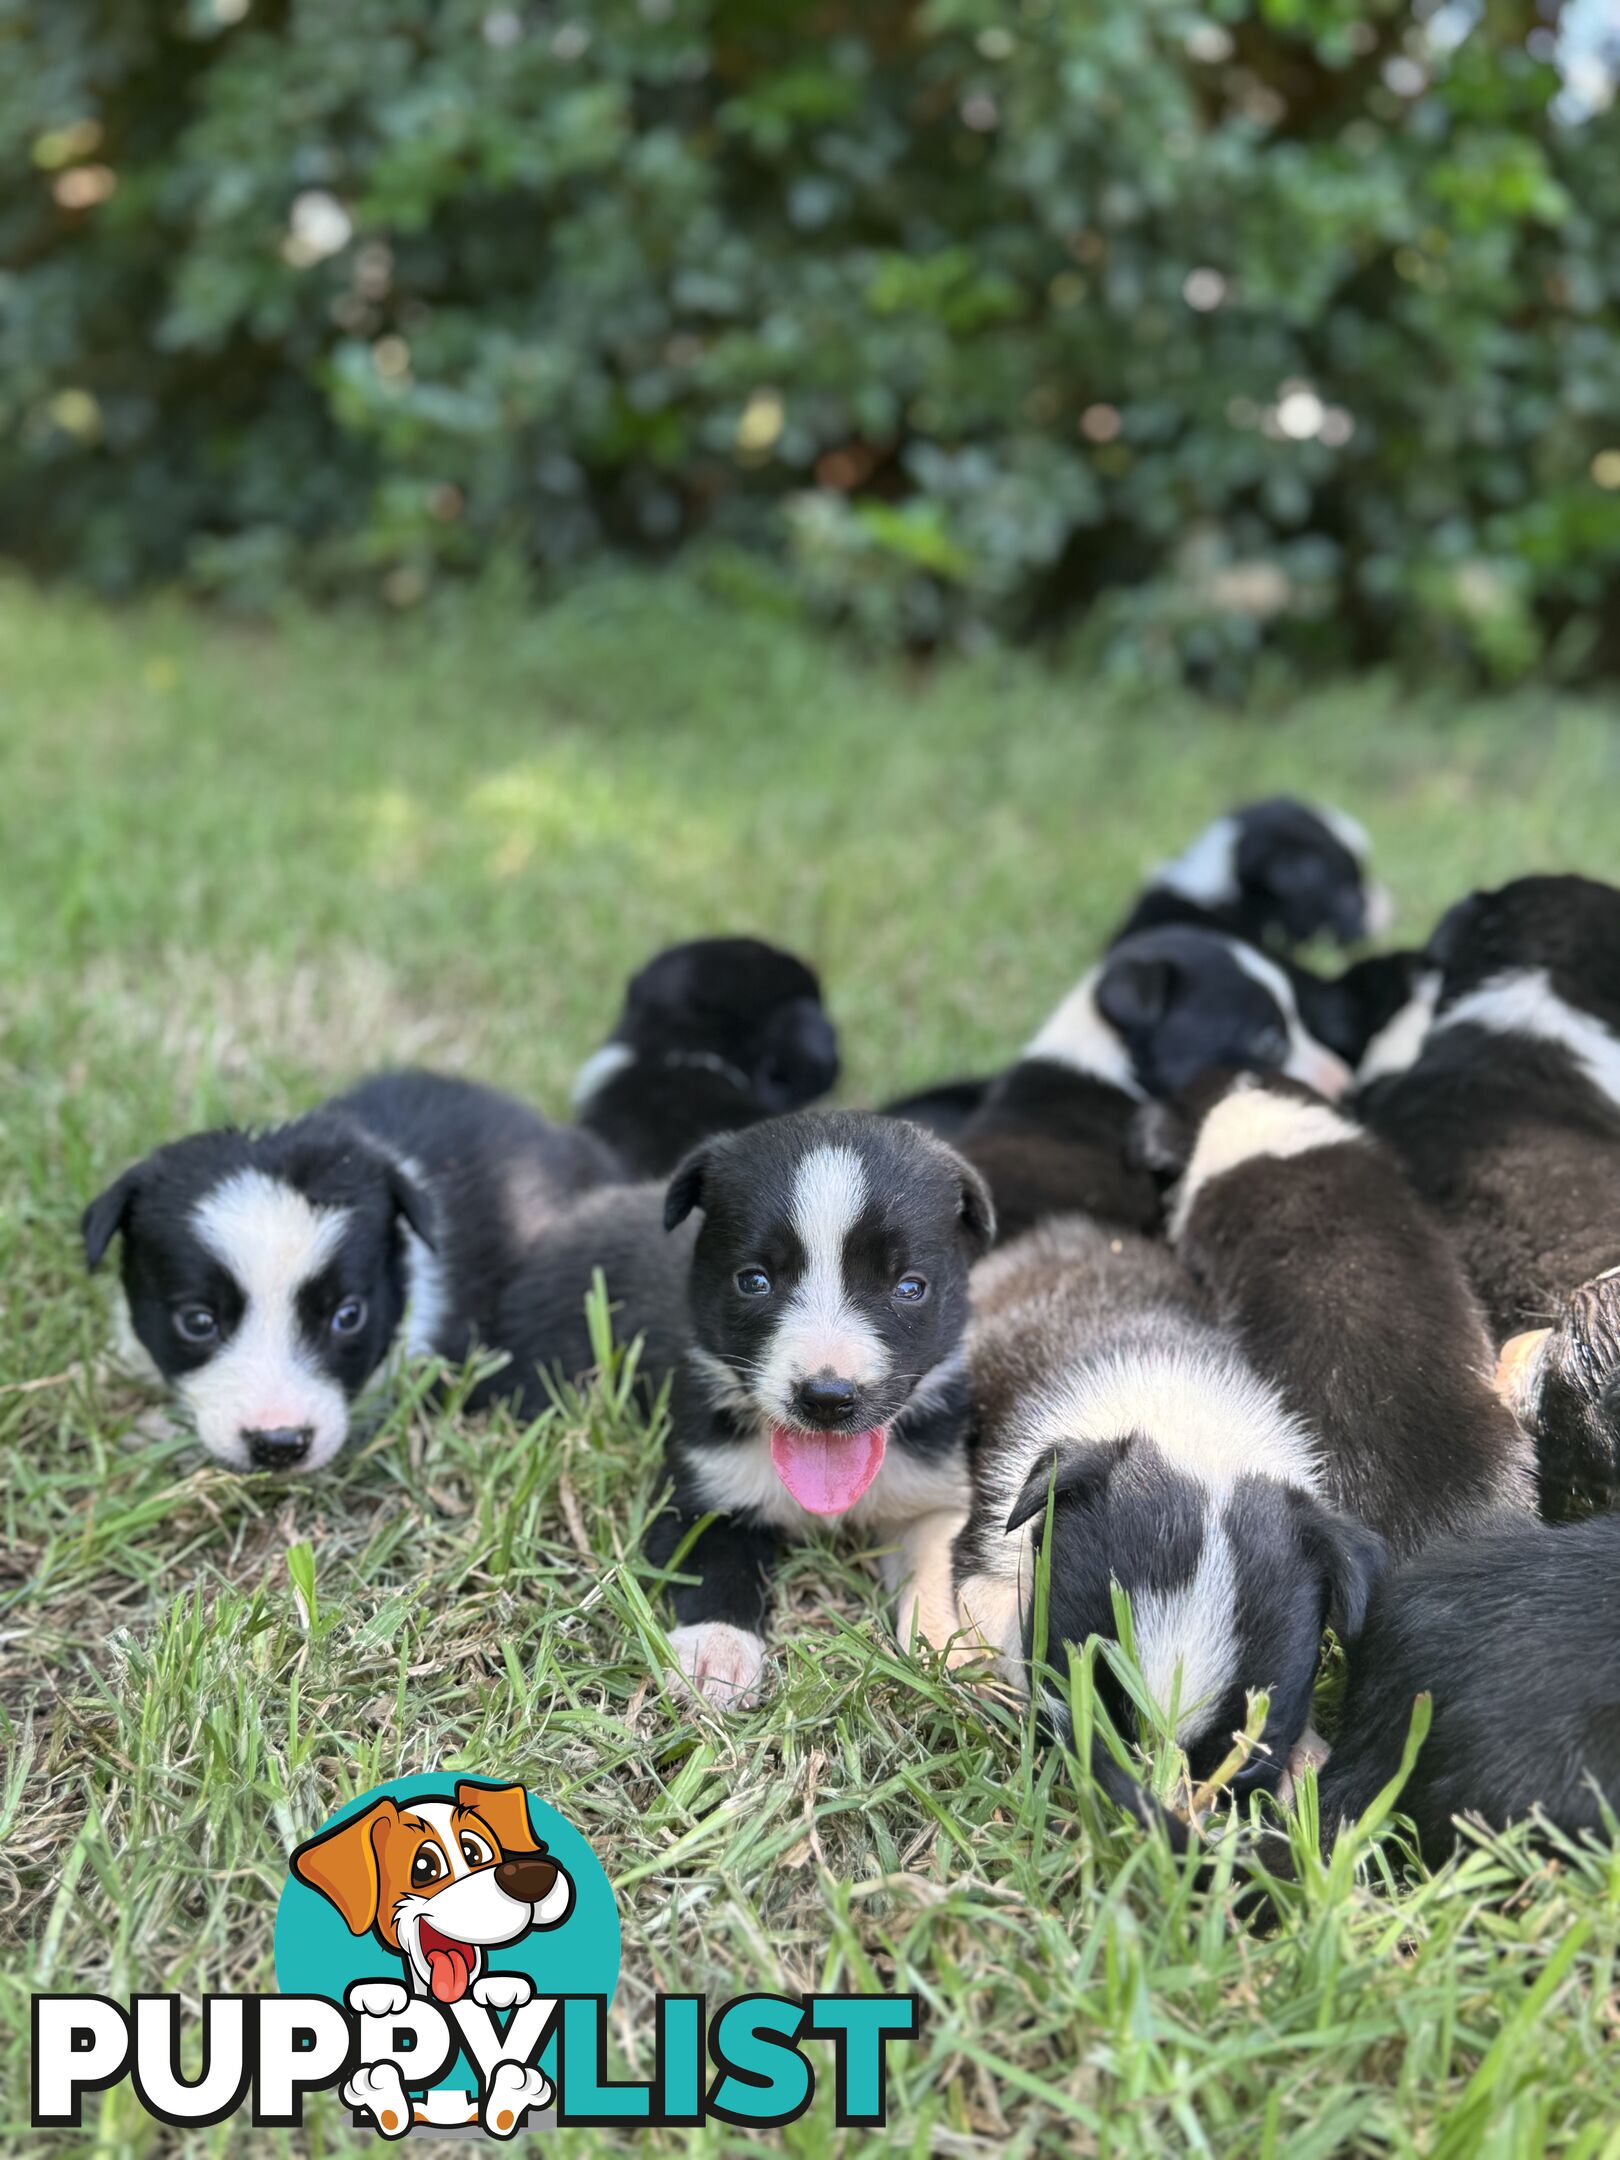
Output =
[
  {"x1": 956, "y1": 1063, "x2": 1162, "y2": 1246},
  {"x1": 1356, "y1": 876, "x2": 1620, "y2": 1511},
  {"x1": 574, "y1": 937, "x2": 838, "y2": 1177},
  {"x1": 1115, "y1": 797, "x2": 1381, "y2": 952},
  {"x1": 1319, "y1": 1517, "x2": 1620, "y2": 1859},
  {"x1": 1159, "y1": 1071, "x2": 1536, "y2": 1554}
]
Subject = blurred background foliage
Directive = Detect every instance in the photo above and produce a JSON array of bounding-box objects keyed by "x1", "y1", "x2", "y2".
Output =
[{"x1": 2, "y1": 0, "x2": 1618, "y2": 687}]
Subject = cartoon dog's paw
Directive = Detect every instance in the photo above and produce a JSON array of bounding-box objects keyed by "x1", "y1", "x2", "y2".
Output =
[
  {"x1": 344, "y1": 2062, "x2": 412, "y2": 2139},
  {"x1": 667, "y1": 1622, "x2": 766, "y2": 1710},
  {"x1": 471, "y1": 1972, "x2": 534, "y2": 2012},
  {"x1": 482, "y1": 2060, "x2": 552, "y2": 2137},
  {"x1": 346, "y1": 1979, "x2": 410, "y2": 2018}
]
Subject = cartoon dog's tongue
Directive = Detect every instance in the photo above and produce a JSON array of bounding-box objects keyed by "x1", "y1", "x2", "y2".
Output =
[
  {"x1": 769, "y1": 1426, "x2": 886, "y2": 1515},
  {"x1": 420, "y1": 1924, "x2": 474, "y2": 2004}
]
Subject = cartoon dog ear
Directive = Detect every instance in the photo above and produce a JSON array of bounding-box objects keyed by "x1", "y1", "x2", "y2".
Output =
[
  {"x1": 82, "y1": 1164, "x2": 144, "y2": 1272},
  {"x1": 1295, "y1": 1495, "x2": 1386, "y2": 1640},
  {"x1": 955, "y1": 1159, "x2": 996, "y2": 1255},
  {"x1": 455, "y1": 1780, "x2": 539, "y2": 1857},
  {"x1": 664, "y1": 1140, "x2": 719, "y2": 1232},
  {"x1": 289, "y1": 1798, "x2": 397, "y2": 1935},
  {"x1": 1005, "y1": 1439, "x2": 1123, "y2": 1534}
]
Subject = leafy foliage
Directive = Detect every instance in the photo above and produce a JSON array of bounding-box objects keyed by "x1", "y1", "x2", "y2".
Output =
[{"x1": 3, "y1": 0, "x2": 1619, "y2": 680}]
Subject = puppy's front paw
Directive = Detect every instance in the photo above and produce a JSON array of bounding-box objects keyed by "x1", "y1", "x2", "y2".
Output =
[
  {"x1": 346, "y1": 1979, "x2": 409, "y2": 2018},
  {"x1": 483, "y1": 2060, "x2": 552, "y2": 2136},
  {"x1": 667, "y1": 1622, "x2": 766, "y2": 1710},
  {"x1": 343, "y1": 2062, "x2": 412, "y2": 2139},
  {"x1": 471, "y1": 1972, "x2": 534, "y2": 2012},
  {"x1": 1276, "y1": 1723, "x2": 1331, "y2": 1808}
]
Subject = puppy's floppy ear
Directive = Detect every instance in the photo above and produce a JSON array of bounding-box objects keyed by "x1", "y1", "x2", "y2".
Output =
[
  {"x1": 1006, "y1": 1438, "x2": 1123, "y2": 1534},
  {"x1": 289, "y1": 1798, "x2": 397, "y2": 1935},
  {"x1": 664, "y1": 1140, "x2": 716, "y2": 1232},
  {"x1": 955, "y1": 1158, "x2": 996, "y2": 1254},
  {"x1": 384, "y1": 1158, "x2": 436, "y2": 1249},
  {"x1": 1097, "y1": 953, "x2": 1175, "y2": 1036},
  {"x1": 456, "y1": 1779, "x2": 539, "y2": 1857},
  {"x1": 82, "y1": 1164, "x2": 144, "y2": 1272},
  {"x1": 1294, "y1": 1494, "x2": 1386, "y2": 1638}
]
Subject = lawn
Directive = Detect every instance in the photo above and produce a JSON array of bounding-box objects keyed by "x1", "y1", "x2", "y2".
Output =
[{"x1": 3, "y1": 572, "x2": 1619, "y2": 2158}]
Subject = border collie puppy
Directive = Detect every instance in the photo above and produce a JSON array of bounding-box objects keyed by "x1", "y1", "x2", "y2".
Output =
[
  {"x1": 1115, "y1": 798, "x2": 1393, "y2": 953},
  {"x1": 949, "y1": 1219, "x2": 1384, "y2": 1799},
  {"x1": 82, "y1": 1071, "x2": 619, "y2": 1473},
  {"x1": 648, "y1": 1109, "x2": 995, "y2": 1707},
  {"x1": 1318, "y1": 1516, "x2": 1620, "y2": 1859},
  {"x1": 955, "y1": 926, "x2": 1350, "y2": 1243},
  {"x1": 571, "y1": 937, "x2": 839, "y2": 1177},
  {"x1": 1356, "y1": 876, "x2": 1620, "y2": 1511},
  {"x1": 1152, "y1": 1071, "x2": 1536, "y2": 1555}
]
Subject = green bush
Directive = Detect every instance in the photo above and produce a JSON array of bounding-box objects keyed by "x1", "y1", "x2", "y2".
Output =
[{"x1": 3, "y1": 0, "x2": 1618, "y2": 681}]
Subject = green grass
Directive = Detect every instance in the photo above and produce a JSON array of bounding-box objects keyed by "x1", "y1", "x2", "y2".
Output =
[{"x1": 4, "y1": 572, "x2": 1620, "y2": 2158}]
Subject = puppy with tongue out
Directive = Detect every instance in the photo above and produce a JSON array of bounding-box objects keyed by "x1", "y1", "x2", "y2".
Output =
[{"x1": 650, "y1": 1109, "x2": 995, "y2": 1708}]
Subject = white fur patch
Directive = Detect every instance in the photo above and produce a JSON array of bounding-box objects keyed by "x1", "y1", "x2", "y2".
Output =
[
  {"x1": 1024, "y1": 967, "x2": 1145, "y2": 1097},
  {"x1": 568, "y1": 1040, "x2": 635, "y2": 1109},
  {"x1": 1168, "y1": 1081, "x2": 1363, "y2": 1241},
  {"x1": 1315, "y1": 802, "x2": 1370, "y2": 865},
  {"x1": 1433, "y1": 968, "x2": 1620, "y2": 1110},
  {"x1": 667, "y1": 1622, "x2": 766, "y2": 1710},
  {"x1": 1153, "y1": 815, "x2": 1240, "y2": 907},
  {"x1": 754, "y1": 1145, "x2": 886, "y2": 1418},
  {"x1": 392, "y1": 1152, "x2": 449, "y2": 1359},
  {"x1": 1356, "y1": 969, "x2": 1440, "y2": 1085},
  {"x1": 1132, "y1": 1516, "x2": 1240, "y2": 1745},
  {"x1": 184, "y1": 1172, "x2": 352, "y2": 1472},
  {"x1": 1225, "y1": 938, "x2": 1351, "y2": 1098}
]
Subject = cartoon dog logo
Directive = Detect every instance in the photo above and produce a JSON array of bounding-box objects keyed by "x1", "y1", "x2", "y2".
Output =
[{"x1": 290, "y1": 1779, "x2": 575, "y2": 2134}]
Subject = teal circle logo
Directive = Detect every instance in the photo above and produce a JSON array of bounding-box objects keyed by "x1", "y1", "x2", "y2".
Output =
[{"x1": 274, "y1": 1773, "x2": 618, "y2": 2135}]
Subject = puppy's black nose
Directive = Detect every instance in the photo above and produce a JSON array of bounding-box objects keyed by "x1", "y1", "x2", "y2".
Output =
[
  {"x1": 792, "y1": 1374, "x2": 858, "y2": 1424},
  {"x1": 244, "y1": 1426, "x2": 314, "y2": 1469}
]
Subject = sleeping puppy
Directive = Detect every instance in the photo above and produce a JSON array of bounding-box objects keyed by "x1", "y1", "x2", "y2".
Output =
[
  {"x1": 1115, "y1": 797, "x2": 1393, "y2": 953},
  {"x1": 956, "y1": 925, "x2": 1351, "y2": 1243},
  {"x1": 1152, "y1": 1070, "x2": 1537, "y2": 1555},
  {"x1": 950, "y1": 1219, "x2": 1384, "y2": 1801},
  {"x1": 1318, "y1": 1515, "x2": 1620, "y2": 1860},
  {"x1": 1356, "y1": 875, "x2": 1620, "y2": 1511},
  {"x1": 572, "y1": 937, "x2": 839, "y2": 1177},
  {"x1": 649, "y1": 1109, "x2": 995, "y2": 1707},
  {"x1": 82, "y1": 1070, "x2": 619, "y2": 1472}
]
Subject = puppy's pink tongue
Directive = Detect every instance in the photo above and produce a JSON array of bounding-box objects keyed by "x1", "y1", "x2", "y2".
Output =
[
  {"x1": 426, "y1": 1946, "x2": 471, "y2": 2004},
  {"x1": 770, "y1": 1426, "x2": 886, "y2": 1515}
]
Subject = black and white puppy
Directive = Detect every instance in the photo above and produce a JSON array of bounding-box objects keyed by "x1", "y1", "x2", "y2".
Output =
[
  {"x1": 956, "y1": 925, "x2": 1351, "y2": 1243},
  {"x1": 949, "y1": 1219, "x2": 1384, "y2": 1800},
  {"x1": 649, "y1": 1109, "x2": 995, "y2": 1707},
  {"x1": 572, "y1": 937, "x2": 839, "y2": 1178},
  {"x1": 82, "y1": 1070, "x2": 619, "y2": 1473},
  {"x1": 1318, "y1": 1515, "x2": 1620, "y2": 1860},
  {"x1": 1356, "y1": 875, "x2": 1620, "y2": 1512},
  {"x1": 1153, "y1": 1071, "x2": 1537, "y2": 1556},
  {"x1": 1115, "y1": 797, "x2": 1393, "y2": 953}
]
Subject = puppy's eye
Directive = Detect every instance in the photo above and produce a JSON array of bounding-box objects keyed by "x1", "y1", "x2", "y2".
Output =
[
  {"x1": 410, "y1": 1845, "x2": 444, "y2": 1887},
  {"x1": 174, "y1": 1305, "x2": 218, "y2": 1345},
  {"x1": 894, "y1": 1274, "x2": 928, "y2": 1302},
  {"x1": 460, "y1": 1832, "x2": 492, "y2": 1867},
  {"x1": 735, "y1": 1268, "x2": 772, "y2": 1297},
  {"x1": 331, "y1": 1296, "x2": 368, "y2": 1337}
]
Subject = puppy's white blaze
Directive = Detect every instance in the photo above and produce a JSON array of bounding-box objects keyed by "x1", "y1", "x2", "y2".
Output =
[
  {"x1": 1356, "y1": 969, "x2": 1440, "y2": 1085},
  {"x1": 1315, "y1": 801, "x2": 1371, "y2": 864},
  {"x1": 1024, "y1": 967, "x2": 1145, "y2": 1098},
  {"x1": 184, "y1": 1171, "x2": 353, "y2": 1470},
  {"x1": 1224, "y1": 937, "x2": 1351, "y2": 1098},
  {"x1": 1153, "y1": 814, "x2": 1240, "y2": 906},
  {"x1": 568, "y1": 1040, "x2": 635, "y2": 1110},
  {"x1": 757, "y1": 1145, "x2": 886, "y2": 1411},
  {"x1": 1132, "y1": 1517, "x2": 1241, "y2": 1745},
  {"x1": 1434, "y1": 967, "x2": 1620, "y2": 1110},
  {"x1": 1168, "y1": 1082, "x2": 1364, "y2": 1241}
]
